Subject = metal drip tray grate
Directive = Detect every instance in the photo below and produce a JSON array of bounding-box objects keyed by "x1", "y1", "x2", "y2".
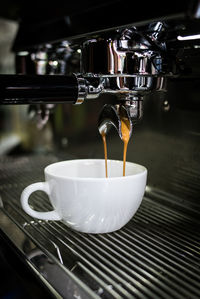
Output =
[{"x1": 0, "y1": 156, "x2": 200, "y2": 298}]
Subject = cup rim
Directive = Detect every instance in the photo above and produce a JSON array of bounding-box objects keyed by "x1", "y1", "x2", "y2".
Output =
[{"x1": 44, "y1": 159, "x2": 147, "y2": 181}]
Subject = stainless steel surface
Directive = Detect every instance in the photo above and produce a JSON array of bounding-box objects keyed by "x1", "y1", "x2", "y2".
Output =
[
  {"x1": 81, "y1": 22, "x2": 168, "y2": 103},
  {"x1": 81, "y1": 23, "x2": 166, "y2": 76},
  {"x1": 0, "y1": 155, "x2": 200, "y2": 298},
  {"x1": 124, "y1": 96, "x2": 143, "y2": 120},
  {"x1": 75, "y1": 76, "x2": 87, "y2": 105}
]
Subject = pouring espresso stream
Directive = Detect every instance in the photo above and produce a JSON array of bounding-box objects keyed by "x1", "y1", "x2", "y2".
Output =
[
  {"x1": 101, "y1": 132, "x2": 108, "y2": 178},
  {"x1": 121, "y1": 116, "x2": 131, "y2": 176},
  {"x1": 99, "y1": 105, "x2": 132, "y2": 177}
]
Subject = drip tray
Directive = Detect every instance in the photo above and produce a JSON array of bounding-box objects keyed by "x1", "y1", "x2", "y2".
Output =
[{"x1": 0, "y1": 155, "x2": 200, "y2": 298}]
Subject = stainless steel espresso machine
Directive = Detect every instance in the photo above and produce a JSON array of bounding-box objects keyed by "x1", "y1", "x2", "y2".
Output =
[{"x1": 0, "y1": 1, "x2": 200, "y2": 298}]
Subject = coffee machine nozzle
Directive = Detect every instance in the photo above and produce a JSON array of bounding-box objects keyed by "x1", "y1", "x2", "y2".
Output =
[{"x1": 97, "y1": 96, "x2": 142, "y2": 140}]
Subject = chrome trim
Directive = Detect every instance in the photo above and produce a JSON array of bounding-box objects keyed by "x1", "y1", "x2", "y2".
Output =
[
  {"x1": 75, "y1": 76, "x2": 88, "y2": 104},
  {"x1": 81, "y1": 33, "x2": 165, "y2": 76}
]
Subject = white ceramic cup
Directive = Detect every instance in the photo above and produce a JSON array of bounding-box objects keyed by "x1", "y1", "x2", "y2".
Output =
[{"x1": 20, "y1": 159, "x2": 147, "y2": 234}]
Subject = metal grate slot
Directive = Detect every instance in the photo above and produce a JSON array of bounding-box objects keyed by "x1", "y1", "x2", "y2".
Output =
[{"x1": 0, "y1": 156, "x2": 200, "y2": 298}]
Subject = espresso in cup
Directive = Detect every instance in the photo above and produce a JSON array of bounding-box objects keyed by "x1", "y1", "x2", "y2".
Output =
[{"x1": 21, "y1": 159, "x2": 147, "y2": 234}]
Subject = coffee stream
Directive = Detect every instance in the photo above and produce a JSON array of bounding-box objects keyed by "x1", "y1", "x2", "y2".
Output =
[
  {"x1": 121, "y1": 116, "x2": 131, "y2": 177},
  {"x1": 101, "y1": 116, "x2": 131, "y2": 178},
  {"x1": 102, "y1": 132, "x2": 108, "y2": 178}
]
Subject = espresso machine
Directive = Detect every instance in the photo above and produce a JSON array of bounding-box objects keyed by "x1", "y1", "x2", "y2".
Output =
[{"x1": 0, "y1": 0, "x2": 200, "y2": 298}]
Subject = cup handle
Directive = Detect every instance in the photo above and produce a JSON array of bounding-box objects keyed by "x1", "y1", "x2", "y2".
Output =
[{"x1": 20, "y1": 182, "x2": 61, "y2": 221}]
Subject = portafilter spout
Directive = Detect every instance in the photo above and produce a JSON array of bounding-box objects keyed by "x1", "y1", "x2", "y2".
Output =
[
  {"x1": 98, "y1": 95, "x2": 143, "y2": 139},
  {"x1": 98, "y1": 104, "x2": 133, "y2": 140}
]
